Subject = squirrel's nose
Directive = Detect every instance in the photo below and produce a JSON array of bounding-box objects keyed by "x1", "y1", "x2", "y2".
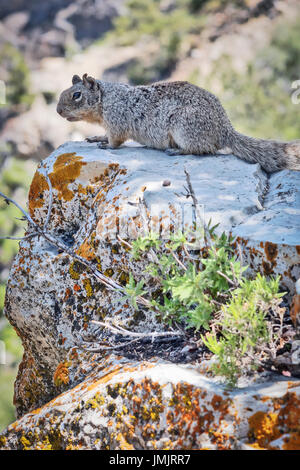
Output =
[{"x1": 56, "y1": 104, "x2": 63, "y2": 115}]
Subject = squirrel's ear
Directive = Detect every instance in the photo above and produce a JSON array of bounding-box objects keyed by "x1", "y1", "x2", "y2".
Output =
[
  {"x1": 72, "y1": 74, "x2": 81, "y2": 85},
  {"x1": 82, "y1": 73, "x2": 98, "y2": 91}
]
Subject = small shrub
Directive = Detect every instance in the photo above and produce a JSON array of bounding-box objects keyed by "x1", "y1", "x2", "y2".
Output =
[
  {"x1": 123, "y1": 227, "x2": 286, "y2": 386},
  {"x1": 203, "y1": 274, "x2": 284, "y2": 386}
]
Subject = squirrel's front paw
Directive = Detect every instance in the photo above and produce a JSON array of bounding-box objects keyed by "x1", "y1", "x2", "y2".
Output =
[{"x1": 86, "y1": 135, "x2": 109, "y2": 144}]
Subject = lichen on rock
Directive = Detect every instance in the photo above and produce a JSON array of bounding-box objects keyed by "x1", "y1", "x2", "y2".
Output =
[{"x1": 1, "y1": 142, "x2": 300, "y2": 449}]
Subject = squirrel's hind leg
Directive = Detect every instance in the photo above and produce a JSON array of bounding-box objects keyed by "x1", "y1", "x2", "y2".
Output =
[
  {"x1": 169, "y1": 108, "x2": 221, "y2": 155},
  {"x1": 164, "y1": 131, "x2": 189, "y2": 156}
]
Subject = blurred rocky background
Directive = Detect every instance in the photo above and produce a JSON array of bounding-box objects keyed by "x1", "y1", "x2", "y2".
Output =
[{"x1": 0, "y1": 0, "x2": 299, "y2": 431}]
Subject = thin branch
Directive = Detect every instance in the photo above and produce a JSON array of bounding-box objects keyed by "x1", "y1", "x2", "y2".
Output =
[
  {"x1": 80, "y1": 319, "x2": 184, "y2": 352},
  {"x1": 0, "y1": 191, "x2": 36, "y2": 226},
  {"x1": 82, "y1": 337, "x2": 144, "y2": 352},
  {"x1": 117, "y1": 234, "x2": 133, "y2": 250},
  {"x1": 182, "y1": 244, "x2": 194, "y2": 261},
  {"x1": 184, "y1": 168, "x2": 212, "y2": 247},
  {"x1": 230, "y1": 261, "x2": 240, "y2": 286},
  {"x1": 0, "y1": 233, "x2": 38, "y2": 241},
  {"x1": 216, "y1": 270, "x2": 236, "y2": 287},
  {"x1": 184, "y1": 168, "x2": 198, "y2": 208},
  {"x1": 169, "y1": 250, "x2": 187, "y2": 271},
  {"x1": 91, "y1": 320, "x2": 184, "y2": 339},
  {"x1": 44, "y1": 174, "x2": 53, "y2": 231},
  {"x1": 236, "y1": 241, "x2": 243, "y2": 266}
]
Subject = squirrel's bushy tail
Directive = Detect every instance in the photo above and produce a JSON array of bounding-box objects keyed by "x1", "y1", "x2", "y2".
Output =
[{"x1": 227, "y1": 130, "x2": 300, "y2": 173}]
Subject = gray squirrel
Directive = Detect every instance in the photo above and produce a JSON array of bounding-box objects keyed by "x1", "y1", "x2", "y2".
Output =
[{"x1": 57, "y1": 73, "x2": 300, "y2": 173}]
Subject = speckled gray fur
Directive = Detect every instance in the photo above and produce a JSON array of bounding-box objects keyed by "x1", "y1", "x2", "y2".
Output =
[{"x1": 57, "y1": 73, "x2": 300, "y2": 173}]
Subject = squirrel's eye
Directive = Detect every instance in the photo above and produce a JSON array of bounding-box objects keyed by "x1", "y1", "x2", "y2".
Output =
[{"x1": 72, "y1": 92, "x2": 81, "y2": 101}]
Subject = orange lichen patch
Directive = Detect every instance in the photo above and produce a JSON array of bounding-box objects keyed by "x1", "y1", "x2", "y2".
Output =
[
  {"x1": 287, "y1": 381, "x2": 300, "y2": 390},
  {"x1": 76, "y1": 235, "x2": 97, "y2": 262},
  {"x1": 283, "y1": 433, "x2": 300, "y2": 450},
  {"x1": 29, "y1": 153, "x2": 87, "y2": 216},
  {"x1": 77, "y1": 184, "x2": 88, "y2": 196},
  {"x1": 28, "y1": 407, "x2": 42, "y2": 417},
  {"x1": 210, "y1": 431, "x2": 231, "y2": 450},
  {"x1": 53, "y1": 362, "x2": 70, "y2": 387},
  {"x1": 264, "y1": 242, "x2": 278, "y2": 262},
  {"x1": 248, "y1": 411, "x2": 280, "y2": 448},
  {"x1": 69, "y1": 348, "x2": 78, "y2": 361},
  {"x1": 166, "y1": 383, "x2": 230, "y2": 447},
  {"x1": 211, "y1": 394, "x2": 229, "y2": 415},
  {"x1": 247, "y1": 393, "x2": 300, "y2": 449},
  {"x1": 28, "y1": 171, "x2": 49, "y2": 212},
  {"x1": 277, "y1": 392, "x2": 300, "y2": 433},
  {"x1": 59, "y1": 335, "x2": 67, "y2": 345},
  {"x1": 64, "y1": 288, "x2": 71, "y2": 301},
  {"x1": 50, "y1": 153, "x2": 87, "y2": 201},
  {"x1": 262, "y1": 260, "x2": 274, "y2": 276},
  {"x1": 247, "y1": 442, "x2": 267, "y2": 450},
  {"x1": 290, "y1": 294, "x2": 300, "y2": 328}
]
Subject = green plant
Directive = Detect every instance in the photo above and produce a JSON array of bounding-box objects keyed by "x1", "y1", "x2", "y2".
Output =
[
  {"x1": 203, "y1": 274, "x2": 284, "y2": 386},
  {"x1": 0, "y1": 155, "x2": 31, "y2": 431},
  {"x1": 0, "y1": 157, "x2": 36, "y2": 291},
  {"x1": 123, "y1": 227, "x2": 286, "y2": 386},
  {"x1": 0, "y1": 368, "x2": 18, "y2": 432}
]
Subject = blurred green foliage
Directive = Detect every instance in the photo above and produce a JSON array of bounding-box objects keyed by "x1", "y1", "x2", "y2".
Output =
[
  {"x1": 111, "y1": 0, "x2": 202, "y2": 46},
  {"x1": 0, "y1": 43, "x2": 34, "y2": 108},
  {"x1": 0, "y1": 157, "x2": 34, "y2": 272},
  {"x1": 109, "y1": 0, "x2": 207, "y2": 83},
  {"x1": 0, "y1": 34, "x2": 35, "y2": 435},
  {"x1": 0, "y1": 156, "x2": 35, "y2": 306},
  {"x1": 127, "y1": 33, "x2": 181, "y2": 84},
  {"x1": 0, "y1": 368, "x2": 18, "y2": 430},
  {"x1": 0, "y1": 156, "x2": 35, "y2": 431},
  {"x1": 194, "y1": 15, "x2": 300, "y2": 140},
  {"x1": 108, "y1": 0, "x2": 250, "y2": 83}
]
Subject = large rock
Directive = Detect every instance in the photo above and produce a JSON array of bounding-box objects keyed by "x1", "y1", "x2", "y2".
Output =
[
  {"x1": 1, "y1": 142, "x2": 300, "y2": 450},
  {"x1": 1, "y1": 360, "x2": 300, "y2": 450}
]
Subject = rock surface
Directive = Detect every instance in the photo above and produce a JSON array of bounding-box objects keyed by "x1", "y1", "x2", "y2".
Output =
[
  {"x1": 1, "y1": 142, "x2": 300, "y2": 450},
  {"x1": 1, "y1": 359, "x2": 300, "y2": 450}
]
